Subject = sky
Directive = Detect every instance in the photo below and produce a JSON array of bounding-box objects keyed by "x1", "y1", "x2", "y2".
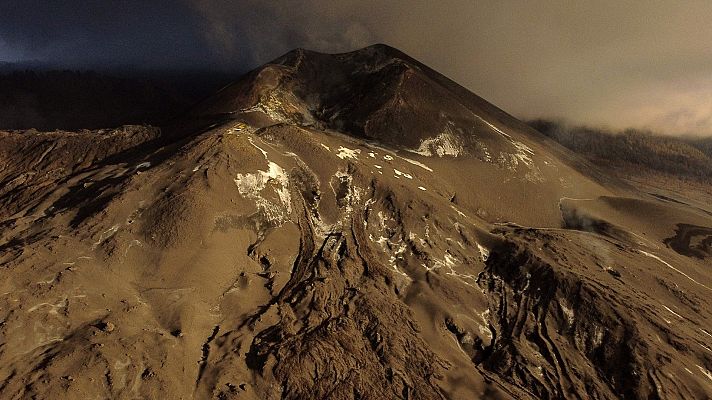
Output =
[{"x1": 2, "y1": 0, "x2": 712, "y2": 135}]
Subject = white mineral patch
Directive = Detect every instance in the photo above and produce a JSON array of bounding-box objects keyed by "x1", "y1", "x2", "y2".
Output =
[
  {"x1": 513, "y1": 140, "x2": 534, "y2": 155},
  {"x1": 383, "y1": 155, "x2": 394, "y2": 161},
  {"x1": 479, "y1": 309, "x2": 491, "y2": 326},
  {"x1": 373, "y1": 235, "x2": 409, "y2": 279},
  {"x1": 234, "y1": 161, "x2": 292, "y2": 223},
  {"x1": 697, "y1": 365, "x2": 712, "y2": 383},
  {"x1": 441, "y1": 253, "x2": 479, "y2": 286},
  {"x1": 397, "y1": 155, "x2": 433, "y2": 171},
  {"x1": 476, "y1": 243, "x2": 489, "y2": 262},
  {"x1": 559, "y1": 299, "x2": 575, "y2": 326},
  {"x1": 93, "y1": 225, "x2": 119, "y2": 248},
  {"x1": 336, "y1": 146, "x2": 360, "y2": 160},
  {"x1": 248, "y1": 137, "x2": 269, "y2": 158},
  {"x1": 426, "y1": 252, "x2": 457, "y2": 271},
  {"x1": 320, "y1": 143, "x2": 330, "y2": 151},
  {"x1": 28, "y1": 297, "x2": 67, "y2": 314},
  {"x1": 498, "y1": 141, "x2": 543, "y2": 182},
  {"x1": 476, "y1": 115, "x2": 511, "y2": 139},
  {"x1": 414, "y1": 126, "x2": 463, "y2": 157},
  {"x1": 451, "y1": 206, "x2": 467, "y2": 218},
  {"x1": 418, "y1": 186, "x2": 427, "y2": 191},
  {"x1": 479, "y1": 324, "x2": 493, "y2": 340},
  {"x1": 124, "y1": 239, "x2": 143, "y2": 257},
  {"x1": 443, "y1": 253, "x2": 457, "y2": 267},
  {"x1": 36, "y1": 274, "x2": 58, "y2": 285},
  {"x1": 662, "y1": 305, "x2": 683, "y2": 319},
  {"x1": 393, "y1": 169, "x2": 413, "y2": 179},
  {"x1": 510, "y1": 140, "x2": 535, "y2": 168}
]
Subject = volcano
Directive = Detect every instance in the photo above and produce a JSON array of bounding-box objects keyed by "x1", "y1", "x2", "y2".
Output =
[{"x1": 1, "y1": 44, "x2": 711, "y2": 399}]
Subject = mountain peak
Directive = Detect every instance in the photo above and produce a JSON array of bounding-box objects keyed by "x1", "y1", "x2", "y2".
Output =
[{"x1": 190, "y1": 44, "x2": 539, "y2": 161}]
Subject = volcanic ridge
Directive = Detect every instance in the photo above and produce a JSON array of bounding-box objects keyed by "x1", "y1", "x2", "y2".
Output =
[{"x1": 1, "y1": 44, "x2": 711, "y2": 399}]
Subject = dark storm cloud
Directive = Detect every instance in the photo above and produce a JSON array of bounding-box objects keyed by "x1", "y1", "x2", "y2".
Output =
[
  {"x1": 2, "y1": 1, "x2": 712, "y2": 135},
  {"x1": 0, "y1": 1, "x2": 219, "y2": 69}
]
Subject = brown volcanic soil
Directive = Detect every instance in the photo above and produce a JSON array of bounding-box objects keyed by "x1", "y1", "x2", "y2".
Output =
[{"x1": 1, "y1": 45, "x2": 711, "y2": 399}]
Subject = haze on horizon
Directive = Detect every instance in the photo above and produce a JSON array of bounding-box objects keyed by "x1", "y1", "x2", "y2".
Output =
[{"x1": 2, "y1": 0, "x2": 711, "y2": 136}]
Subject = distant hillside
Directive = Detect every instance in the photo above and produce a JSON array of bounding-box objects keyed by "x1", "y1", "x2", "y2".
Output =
[
  {"x1": 0, "y1": 70, "x2": 193, "y2": 130},
  {"x1": 0, "y1": 70, "x2": 238, "y2": 131},
  {"x1": 529, "y1": 119, "x2": 712, "y2": 181}
]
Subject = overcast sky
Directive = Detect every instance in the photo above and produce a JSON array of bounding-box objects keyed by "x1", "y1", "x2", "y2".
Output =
[{"x1": 2, "y1": 1, "x2": 711, "y2": 135}]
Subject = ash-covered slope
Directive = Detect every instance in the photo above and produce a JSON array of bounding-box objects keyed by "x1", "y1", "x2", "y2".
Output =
[
  {"x1": 191, "y1": 44, "x2": 617, "y2": 227},
  {"x1": 1, "y1": 45, "x2": 711, "y2": 399}
]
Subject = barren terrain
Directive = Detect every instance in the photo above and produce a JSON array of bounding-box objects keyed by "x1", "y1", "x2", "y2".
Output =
[{"x1": 1, "y1": 45, "x2": 711, "y2": 399}]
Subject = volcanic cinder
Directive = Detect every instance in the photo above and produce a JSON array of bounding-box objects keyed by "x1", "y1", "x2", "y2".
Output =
[{"x1": 1, "y1": 44, "x2": 711, "y2": 399}]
